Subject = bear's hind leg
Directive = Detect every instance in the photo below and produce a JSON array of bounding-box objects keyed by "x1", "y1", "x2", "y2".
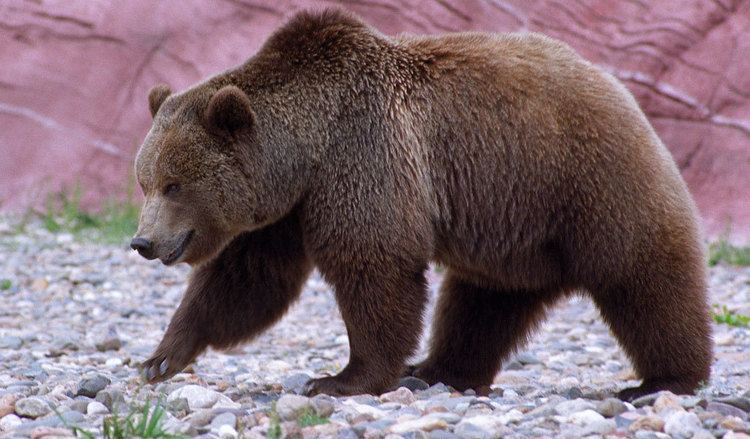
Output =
[
  {"x1": 411, "y1": 271, "x2": 561, "y2": 392},
  {"x1": 142, "y1": 213, "x2": 312, "y2": 383},
  {"x1": 590, "y1": 258, "x2": 712, "y2": 401}
]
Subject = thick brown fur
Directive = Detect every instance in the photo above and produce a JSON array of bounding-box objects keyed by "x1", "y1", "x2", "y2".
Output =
[{"x1": 134, "y1": 9, "x2": 712, "y2": 400}]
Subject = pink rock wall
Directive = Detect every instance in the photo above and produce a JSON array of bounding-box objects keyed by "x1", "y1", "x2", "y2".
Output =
[{"x1": 1, "y1": 0, "x2": 748, "y2": 242}]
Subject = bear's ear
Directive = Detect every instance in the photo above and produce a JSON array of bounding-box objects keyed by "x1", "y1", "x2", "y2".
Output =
[
  {"x1": 205, "y1": 85, "x2": 254, "y2": 137},
  {"x1": 148, "y1": 84, "x2": 172, "y2": 118}
]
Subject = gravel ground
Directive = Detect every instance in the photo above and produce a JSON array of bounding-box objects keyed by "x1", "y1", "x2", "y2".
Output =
[{"x1": 1, "y1": 222, "x2": 749, "y2": 438}]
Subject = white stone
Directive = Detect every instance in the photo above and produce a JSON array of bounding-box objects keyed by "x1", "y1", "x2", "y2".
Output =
[
  {"x1": 454, "y1": 416, "x2": 504, "y2": 439},
  {"x1": 105, "y1": 358, "x2": 123, "y2": 367},
  {"x1": 0, "y1": 414, "x2": 22, "y2": 431},
  {"x1": 217, "y1": 424, "x2": 238, "y2": 439},
  {"x1": 167, "y1": 385, "x2": 237, "y2": 410},
  {"x1": 664, "y1": 410, "x2": 701, "y2": 437},
  {"x1": 388, "y1": 416, "x2": 449, "y2": 434},
  {"x1": 554, "y1": 399, "x2": 596, "y2": 416},
  {"x1": 567, "y1": 409, "x2": 605, "y2": 425},
  {"x1": 380, "y1": 387, "x2": 415, "y2": 405},
  {"x1": 498, "y1": 409, "x2": 524, "y2": 424},
  {"x1": 265, "y1": 360, "x2": 292, "y2": 373},
  {"x1": 87, "y1": 401, "x2": 109, "y2": 415},
  {"x1": 341, "y1": 399, "x2": 386, "y2": 419}
]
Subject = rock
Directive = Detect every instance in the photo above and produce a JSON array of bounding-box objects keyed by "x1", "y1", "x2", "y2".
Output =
[
  {"x1": 554, "y1": 399, "x2": 596, "y2": 416},
  {"x1": 631, "y1": 392, "x2": 661, "y2": 408},
  {"x1": 515, "y1": 352, "x2": 541, "y2": 365},
  {"x1": 596, "y1": 398, "x2": 628, "y2": 417},
  {"x1": 15, "y1": 397, "x2": 50, "y2": 419},
  {"x1": 398, "y1": 377, "x2": 430, "y2": 392},
  {"x1": 454, "y1": 416, "x2": 508, "y2": 439},
  {"x1": 211, "y1": 412, "x2": 237, "y2": 430},
  {"x1": 76, "y1": 374, "x2": 111, "y2": 398},
  {"x1": 628, "y1": 415, "x2": 665, "y2": 432},
  {"x1": 691, "y1": 429, "x2": 716, "y2": 439},
  {"x1": 705, "y1": 401, "x2": 748, "y2": 420},
  {"x1": 0, "y1": 394, "x2": 18, "y2": 417},
  {"x1": 310, "y1": 394, "x2": 336, "y2": 418},
  {"x1": 0, "y1": 414, "x2": 22, "y2": 431},
  {"x1": 0, "y1": 336, "x2": 23, "y2": 350},
  {"x1": 428, "y1": 430, "x2": 461, "y2": 439},
  {"x1": 167, "y1": 397, "x2": 190, "y2": 416},
  {"x1": 86, "y1": 401, "x2": 109, "y2": 415},
  {"x1": 561, "y1": 387, "x2": 584, "y2": 399},
  {"x1": 281, "y1": 373, "x2": 312, "y2": 394},
  {"x1": 95, "y1": 389, "x2": 125, "y2": 412},
  {"x1": 388, "y1": 416, "x2": 449, "y2": 434},
  {"x1": 94, "y1": 334, "x2": 122, "y2": 352},
  {"x1": 29, "y1": 426, "x2": 75, "y2": 438},
  {"x1": 380, "y1": 387, "x2": 415, "y2": 405},
  {"x1": 167, "y1": 385, "x2": 238, "y2": 411},
  {"x1": 720, "y1": 416, "x2": 747, "y2": 431},
  {"x1": 716, "y1": 397, "x2": 750, "y2": 412},
  {"x1": 567, "y1": 409, "x2": 605, "y2": 425},
  {"x1": 663, "y1": 410, "x2": 701, "y2": 437},
  {"x1": 265, "y1": 360, "x2": 291, "y2": 373},
  {"x1": 217, "y1": 424, "x2": 238, "y2": 439},
  {"x1": 652, "y1": 392, "x2": 682, "y2": 414},
  {"x1": 275, "y1": 394, "x2": 311, "y2": 421}
]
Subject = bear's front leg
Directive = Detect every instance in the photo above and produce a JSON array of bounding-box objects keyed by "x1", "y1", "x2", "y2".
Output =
[
  {"x1": 142, "y1": 213, "x2": 311, "y2": 383},
  {"x1": 304, "y1": 263, "x2": 429, "y2": 396}
]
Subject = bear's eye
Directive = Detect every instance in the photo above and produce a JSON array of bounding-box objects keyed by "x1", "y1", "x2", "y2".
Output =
[{"x1": 163, "y1": 183, "x2": 181, "y2": 197}]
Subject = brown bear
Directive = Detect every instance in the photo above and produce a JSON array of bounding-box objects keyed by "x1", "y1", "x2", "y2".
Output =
[{"x1": 132, "y1": 9, "x2": 712, "y2": 401}]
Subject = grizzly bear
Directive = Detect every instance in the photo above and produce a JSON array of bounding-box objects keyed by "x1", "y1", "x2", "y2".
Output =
[{"x1": 132, "y1": 9, "x2": 712, "y2": 400}]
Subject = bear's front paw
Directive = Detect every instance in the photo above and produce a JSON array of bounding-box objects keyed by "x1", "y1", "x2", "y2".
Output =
[
  {"x1": 141, "y1": 342, "x2": 200, "y2": 384},
  {"x1": 303, "y1": 375, "x2": 381, "y2": 397}
]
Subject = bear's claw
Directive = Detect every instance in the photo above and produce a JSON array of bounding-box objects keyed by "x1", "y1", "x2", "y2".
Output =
[{"x1": 141, "y1": 354, "x2": 179, "y2": 384}]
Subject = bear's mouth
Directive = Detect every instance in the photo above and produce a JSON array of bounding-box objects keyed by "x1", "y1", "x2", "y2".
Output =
[{"x1": 161, "y1": 230, "x2": 194, "y2": 266}]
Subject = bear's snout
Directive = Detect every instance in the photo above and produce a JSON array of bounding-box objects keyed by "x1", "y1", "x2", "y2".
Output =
[{"x1": 130, "y1": 237, "x2": 155, "y2": 260}]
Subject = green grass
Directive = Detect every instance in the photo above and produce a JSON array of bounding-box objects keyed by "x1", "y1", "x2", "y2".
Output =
[
  {"x1": 40, "y1": 184, "x2": 139, "y2": 245},
  {"x1": 297, "y1": 408, "x2": 329, "y2": 428},
  {"x1": 708, "y1": 240, "x2": 750, "y2": 267},
  {"x1": 0, "y1": 279, "x2": 11, "y2": 290},
  {"x1": 58, "y1": 399, "x2": 184, "y2": 439},
  {"x1": 712, "y1": 304, "x2": 750, "y2": 327},
  {"x1": 267, "y1": 403, "x2": 282, "y2": 439}
]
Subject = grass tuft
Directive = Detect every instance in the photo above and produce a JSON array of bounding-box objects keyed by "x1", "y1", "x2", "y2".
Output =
[
  {"x1": 39, "y1": 184, "x2": 139, "y2": 245},
  {"x1": 267, "y1": 403, "x2": 282, "y2": 439},
  {"x1": 0, "y1": 279, "x2": 11, "y2": 290},
  {"x1": 708, "y1": 240, "x2": 750, "y2": 267},
  {"x1": 297, "y1": 408, "x2": 329, "y2": 428},
  {"x1": 712, "y1": 304, "x2": 750, "y2": 327},
  {"x1": 57, "y1": 398, "x2": 184, "y2": 439}
]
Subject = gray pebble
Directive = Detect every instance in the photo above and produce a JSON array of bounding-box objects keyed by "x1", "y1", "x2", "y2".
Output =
[
  {"x1": 14, "y1": 396, "x2": 50, "y2": 418},
  {"x1": 515, "y1": 352, "x2": 541, "y2": 365},
  {"x1": 311, "y1": 394, "x2": 336, "y2": 417},
  {"x1": 398, "y1": 376, "x2": 430, "y2": 392},
  {"x1": 429, "y1": 430, "x2": 462, "y2": 439},
  {"x1": 210, "y1": 411, "x2": 237, "y2": 429},
  {"x1": 630, "y1": 392, "x2": 661, "y2": 408},
  {"x1": 596, "y1": 398, "x2": 628, "y2": 418},
  {"x1": 0, "y1": 336, "x2": 23, "y2": 350},
  {"x1": 77, "y1": 374, "x2": 111, "y2": 398},
  {"x1": 705, "y1": 401, "x2": 748, "y2": 420},
  {"x1": 281, "y1": 372, "x2": 312, "y2": 394},
  {"x1": 95, "y1": 389, "x2": 125, "y2": 412},
  {"x1": 716, "y1": 396, "x2": 750, "y2": 412}
]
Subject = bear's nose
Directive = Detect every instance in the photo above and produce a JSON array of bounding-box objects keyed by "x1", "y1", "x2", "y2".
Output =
[{"x1": 130, "y1": 237, "x2": 155, "y2": 260}]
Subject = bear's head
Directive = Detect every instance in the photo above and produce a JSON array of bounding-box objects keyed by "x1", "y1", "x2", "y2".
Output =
[{"x1": 131, "y1": 83, "x2": 286, "y2": 266}]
